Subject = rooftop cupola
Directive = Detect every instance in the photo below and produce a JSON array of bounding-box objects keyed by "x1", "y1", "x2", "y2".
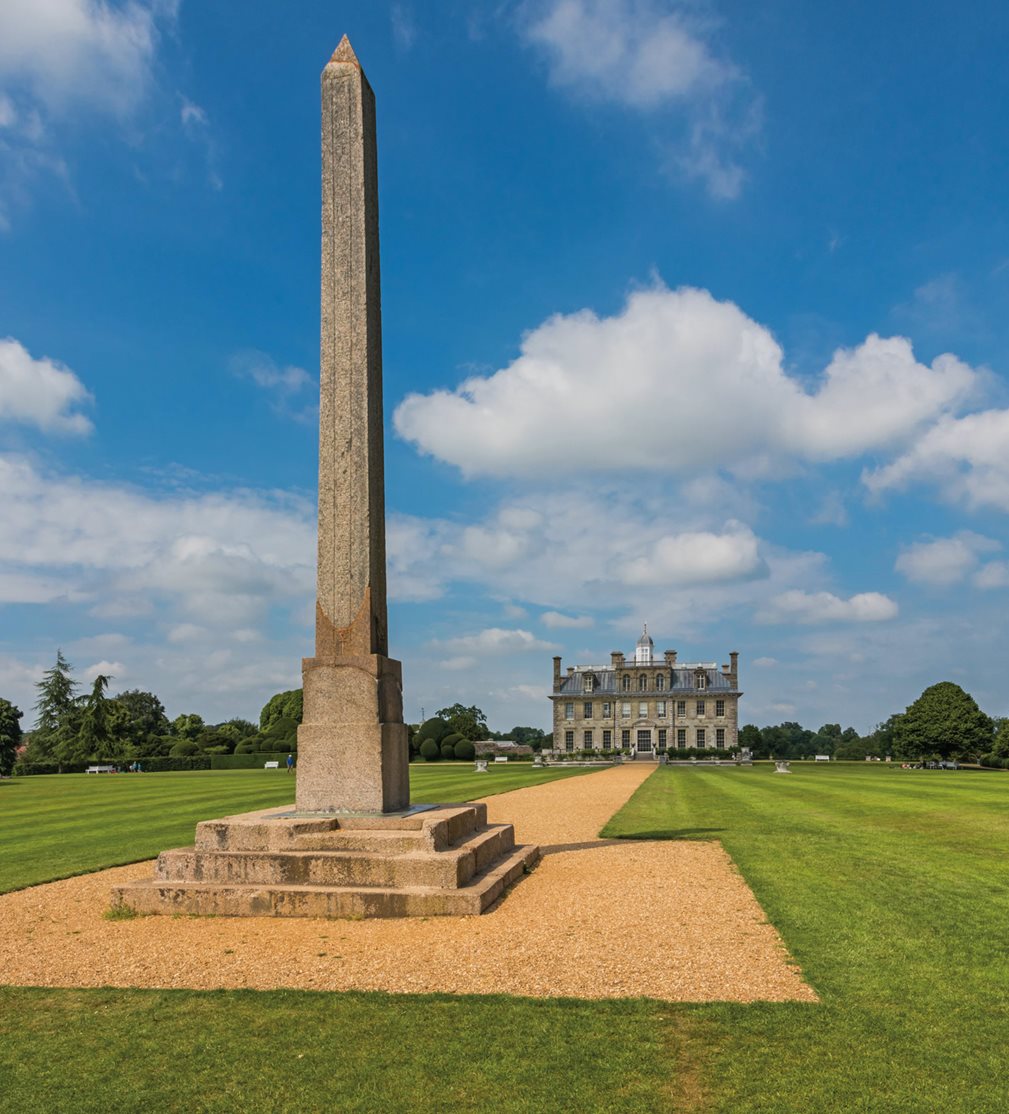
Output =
[{"x1": 634, "y1": 623, "x2": 654, "y2": 664}]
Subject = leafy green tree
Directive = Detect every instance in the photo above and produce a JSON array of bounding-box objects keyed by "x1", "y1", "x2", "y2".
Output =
[
  {"x1": 259, "y1": 690, "x2": 303, "y2": 732},
  {"x1": 171, "y1": 713, "x2": 205, "y2": 741},
  {"x1": 737, "y1": 724, "x2": 763, "y2": 755},
  {"x1": 509, "y1": 726, "x2": 547, "y2": 750},
  {"x1": 111, "y1": 690, "x2": 169, "y2": 755},
  {"x1": 30, "y1": 650, "x2": 78, "y2": 764},
  {"x1": 991, "y1": 718, "x2": 1009, "y2": 759},
  {"x1": 0, "y1": 698, "x2": 23, "y2": 776},
  {"x1": 435, "y1": 704, "x2": 487, "y2": 740},
  {"x1": 893, "y1": 682, "x2": 993, "y2": 761}
]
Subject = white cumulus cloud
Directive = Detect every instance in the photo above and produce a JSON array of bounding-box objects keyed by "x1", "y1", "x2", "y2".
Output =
[
  {"x1": 623, "y1": 521, "x2": 765, "y2": 585},
  {"x1": 895, "y1": 532, "x2": 999, "y2": 587},
  {"x1": 520, "y1": 0, "x2": 758, "y2": 198},
  {"x1": 541, "y1": 611, "x2": 594, "y2": 629},
  {"x1": 758, "y1": 590, "x2": 898, "y2": 625},
  {"x1": 433, "y1": 628, "x2": 560, "y2": 656},
  {"x1": 864, "y1": 409, "x2": 1009, "y2": 513},
  {"x1": 0, "y1": 0, "x2": 171, "y2": 115},
  {"x1": 395, "y1": 284, "x2": 977, "y2": 480},
  {"x1": 0, "y1": 337, "x2": 93, "y2": 433}
]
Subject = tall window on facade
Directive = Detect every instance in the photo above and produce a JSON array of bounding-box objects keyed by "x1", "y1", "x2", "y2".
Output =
[
  {"x1": 677, "y1": 700, "x2": 686, "y2": 716},
  {"x1": 621, "y1": 729, "x2": 631, "y2": 747},
  {"x1": 583, "y1": 730, "x2": 593, "y2": 748},
  {"x1": 565, "y1": 730, "x2": 574, "y2": 750},
  {"x1": 677, "y1": 728, "x2": 686, "y2": 747},
  {"x1": 602, "y1": 702, "x2": 611, "y2": 717},
  {"x1": 621, "y1": 702, "x2": 631, "y2": 718},
  {"x1": 622, "y1": 674, "x2": 630, "y2": 691},
  {"x1": 638, "y1": 674, "x2": 647, "y2": 691},
  {"x1": 583, "y1": 702, "x2": 593, "y2": 719},
  {"x1": 697, "y1": 728, "x2": 706, "y2": 747},
  {"x1": 658, "y1": 728, "x2": 667, "y2": 750},
  {"x1": 565, "y1": 702, "x2": 574, "y2": 719},
  {"x1": 638, "y1": 702, "x2": 648, "y2": 718},
  {"x1": 716, "y1": 699, "x2": 725, "y2": 717},
  {"x1": 716, "y1": 728, "x2": 725, "y2": 748},
  {"x1": 656, "y1": 673, "x2": 665, "y2": 691},
  {"x1": 656, "y1": 700, "x2": 666, "y2": 718},
  {"x1": 603, "y1": 729, "x2": 612, "y2": 748},
  {"x1": 696, "y1": 700, "x2": 705, "y2": 717}
]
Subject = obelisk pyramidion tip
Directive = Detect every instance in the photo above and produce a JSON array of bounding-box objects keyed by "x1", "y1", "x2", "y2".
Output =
[{"x1": 329, "y1": 35, "x2": 360, "y2": 66}]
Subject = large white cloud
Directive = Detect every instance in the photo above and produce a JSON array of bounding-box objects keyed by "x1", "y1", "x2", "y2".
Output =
[
  {"x1": 394, "y1": 285, "x2": 977, "y2": 480},
  {"x1": 864, "y1": 409, "x2": 1009, "y2": 513},
  {"x1": 0, "y1": 454, "x2": 314, "y2": 624},
  {"x1": 0, "y1": 337, "x2": 93, "y2": 433}
]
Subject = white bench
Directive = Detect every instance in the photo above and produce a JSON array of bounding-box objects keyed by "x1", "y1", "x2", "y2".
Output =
[
  {"x1": 85, "y1": 765, "x2": 116, "y2": 774},
  {"x1": 493, "y1": 756, "x2": 509, "y2": 763},
  {"x1": 264, "y1": 761, "x2": 280, "y2": 769}
]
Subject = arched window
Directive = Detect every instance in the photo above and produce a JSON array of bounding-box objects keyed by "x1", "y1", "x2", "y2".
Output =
[
  {"x1": 656, "y1": 673, "x2": 665, "y2": 691},
  {"x1": 622, "y1": 674, "x2": 631, "y2": 692},
  {"x1": 638, "y1": 674, "x2": 647, "y2": 691}
]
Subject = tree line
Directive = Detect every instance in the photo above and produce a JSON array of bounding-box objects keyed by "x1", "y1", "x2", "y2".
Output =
[
  {"x1": 4, "y1": 651, "x2": 303, "y2": 773},
  {"x1": 741, "y1": 681, "x2": 1004, "y2": 763},
  {"x1": 2, "y1": 660, "x2": 1003, "y2": 777}
]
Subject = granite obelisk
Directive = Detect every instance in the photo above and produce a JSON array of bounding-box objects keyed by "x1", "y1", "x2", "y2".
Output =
[
  {"x1": 295, "y1": 36, "x2": 410, "y2": 813},
  {"x1": 110, "y1": 39, "x2": 539, "y2": 918}
]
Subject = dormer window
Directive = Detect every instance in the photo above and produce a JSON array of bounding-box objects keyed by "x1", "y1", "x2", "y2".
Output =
[
  {"x1": 696, "y1": 671, "x2": 707, "y2": 691},
  {"x1": 584, "y1": 674, "x2": 594, "y2": 693}
]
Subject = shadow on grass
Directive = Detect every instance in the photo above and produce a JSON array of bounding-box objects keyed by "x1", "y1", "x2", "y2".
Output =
[{"x1": 610, "y1": 828, "x2": 726, "y2": 841}]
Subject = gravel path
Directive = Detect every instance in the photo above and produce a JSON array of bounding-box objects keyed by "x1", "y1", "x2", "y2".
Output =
[{"x1": 0, "y1": 764, "x2": 815, "y2": 1002}]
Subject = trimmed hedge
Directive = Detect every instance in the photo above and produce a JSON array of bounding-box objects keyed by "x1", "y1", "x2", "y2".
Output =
[
  {"x1": 13, "y1": 761, "x2": 89, "y2": 776},
  {"x1": 420, "y1": 739, "x2": 440, "y2": 762},
  {"x1": 140, "y1": 755, "x2": 212, "y2": 772},
  {"x1": 210, "y1": 753, "x2": 294, "y2": 770}
]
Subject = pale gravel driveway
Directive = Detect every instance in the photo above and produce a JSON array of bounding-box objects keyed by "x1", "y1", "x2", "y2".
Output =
[{"x1": 0, "y1": 763, "x2": 816, "y2": 1002}]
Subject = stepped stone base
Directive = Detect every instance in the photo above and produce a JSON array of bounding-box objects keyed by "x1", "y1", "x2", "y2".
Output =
[{"x1": 111, "y1": 802, "x2": 539, "y2": 919}]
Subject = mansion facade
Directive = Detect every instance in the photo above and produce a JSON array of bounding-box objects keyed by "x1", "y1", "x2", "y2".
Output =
[{"x1": 550, "y1": 627, "x2": 741, "y2": 756}]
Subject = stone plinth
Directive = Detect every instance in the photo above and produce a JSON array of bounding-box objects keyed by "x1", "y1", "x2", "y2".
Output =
[{"x1": 112, "y1": 803, "x2": 538, "y2": 918}]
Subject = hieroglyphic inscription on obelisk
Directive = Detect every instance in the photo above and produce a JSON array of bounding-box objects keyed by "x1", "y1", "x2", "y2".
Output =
[{"x1": 296, "y1": 36, "x2": 410, "y2": 813}]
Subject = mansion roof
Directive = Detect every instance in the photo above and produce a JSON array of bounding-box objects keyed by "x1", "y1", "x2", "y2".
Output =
[{"x1": 555, "y1": 666, "x2": 736, "y2": 696}]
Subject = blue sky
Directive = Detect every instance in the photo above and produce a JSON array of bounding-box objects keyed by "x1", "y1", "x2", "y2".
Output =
[{"x1": 2, "y1": 0, "x2": 1009, "y2": 734}]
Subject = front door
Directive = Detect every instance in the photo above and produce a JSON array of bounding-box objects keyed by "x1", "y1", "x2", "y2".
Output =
[{"x1": 636, "y1": 730, "x2": 652, "y2": 754}]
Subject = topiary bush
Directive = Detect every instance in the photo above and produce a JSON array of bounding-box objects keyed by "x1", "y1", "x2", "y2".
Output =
[
  {"x1": 169, "y1": 739, "x2": 200, "y2": 757},
  {"x1": 442, "y1": 732, "x2": 463, "y2": 747},
  {"x1": 454, "y1": 739, "x2": 475, "y2": 761},
  {"x1": 420, "y1": 739, "x2": 440, "y2": 762},
  {"x1": 441, "y1": 741, "x2": 457, "y2": 760},
  {"x1": 418, "y1": 717, "x2": 451, "y2": 744}
]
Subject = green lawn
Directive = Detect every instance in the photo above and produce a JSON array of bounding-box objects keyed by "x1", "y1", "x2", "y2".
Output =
[
  {"x1": 602, "y1": 763, "x2": 1009, "y2": 1113},
  {"x1": 0, "y1": 764, "x2": 593, "y2": 894},
  {"x1": 5, "y1": 762, "x2": 1009, "y2": 1111}
]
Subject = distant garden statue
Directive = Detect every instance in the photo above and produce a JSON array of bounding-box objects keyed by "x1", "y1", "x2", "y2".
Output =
[{"x1": 774, "y1": 760, "x2": 791, "y2": 774}]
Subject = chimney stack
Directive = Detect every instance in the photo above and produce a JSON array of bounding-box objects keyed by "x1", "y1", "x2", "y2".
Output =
[
  {"x1": 553, "y1": 656, "x2": 562, "y2": 692},
  {"x1": 664, "y1": 650, "x2": 677, "y2": 666}
]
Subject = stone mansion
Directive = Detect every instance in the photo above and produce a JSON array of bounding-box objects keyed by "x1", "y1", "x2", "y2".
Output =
[{"x1": 550, "y1": 627, "x2": 741, "y2": 756}]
